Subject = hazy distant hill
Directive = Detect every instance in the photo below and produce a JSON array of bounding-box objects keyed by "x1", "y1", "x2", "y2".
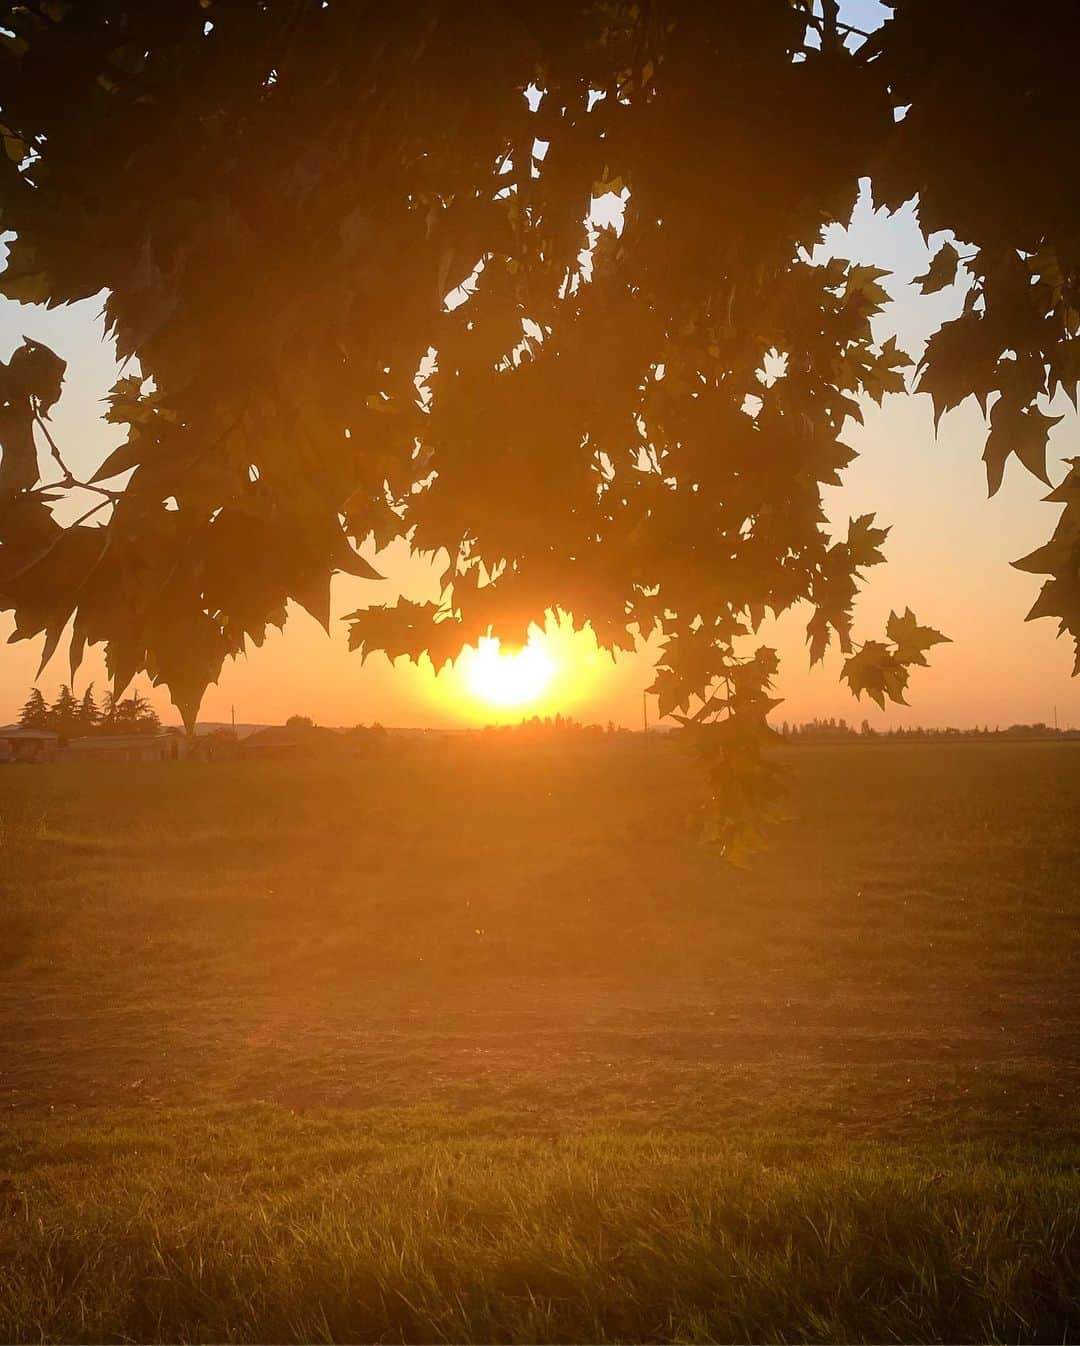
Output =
[
  {"x1": 188, "y1": 722, "x2": 269, "y2": 739},
  {"x1": 185, "y1": 722, "x2": 464, "y2": 739}
]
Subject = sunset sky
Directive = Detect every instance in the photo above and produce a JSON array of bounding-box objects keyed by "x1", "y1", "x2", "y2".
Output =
[{"x1": 2, "y1": 0, "x2": 1078, "y2": 732}]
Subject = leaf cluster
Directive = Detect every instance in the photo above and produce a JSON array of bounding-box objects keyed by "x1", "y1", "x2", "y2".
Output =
[{"x1": 0, "y1": 1, "x2": 1076, "y2": 854}]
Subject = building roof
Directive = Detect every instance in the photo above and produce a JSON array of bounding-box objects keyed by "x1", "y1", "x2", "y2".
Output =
[
  {"x1": 66, "y1": 734, "x2": 171, "y2": 749},
  {"x1": 0, "y1": 726, "x2": 59, "y2": 740},
  {"x1": 243, "y1": 724, "x2": 343, "y2": 750}
]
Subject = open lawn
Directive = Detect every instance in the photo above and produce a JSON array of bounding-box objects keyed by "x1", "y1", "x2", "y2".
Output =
[{"x1": 1, "y1": 740, "x2": 1079, "y2": 1341}]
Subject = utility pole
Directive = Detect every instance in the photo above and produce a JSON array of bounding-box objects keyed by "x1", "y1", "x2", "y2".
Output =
[
  {"x1": 231, "y1": 704, "x2": 236, "y2": 735},
  {"x1": 642, "y1": 689, "x2": 648, "y2": 736}
]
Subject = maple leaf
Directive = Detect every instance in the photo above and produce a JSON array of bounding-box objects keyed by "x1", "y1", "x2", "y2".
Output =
[
  {"x1": 1043, "y1": 458, "x2": 1080, "y2": 508},
  {"x1": 877, "y1": 334, "x2": 913, "y2": 390},
  {"x1": 840, "y1": 641, "x2": 908, "y2": 711},
  {"x1": 805, "y1": 609, "x2": 831, "y2": 666},
  {"x1": 1049, "y1": 340, "x2": 1080, "y2": 409},
  {"x1": 1026, "y1": 576, "x2": 1080, "y2": 676},
  {"x1": 843, "y1": 264, "x2": 891, "y2": 310},
  {"x1": 983, "y1": 399, "x2": 1062, "y2": 495},
  {"x1": 1012, "y1": 493, "x2": 1080, "y2": 577},
  {"x1": 917, "y1": 311, "x2": 1002, "y2": 425},
  {"x1": 649, "y1": 665, "x2": 692, "y2": 720},
  {"x1": 914, "y1": 241, "x2": 960, "y2": 294},
  {"x1": 345, "y1": 600, "x2": 454, "y2": 664},
  {"x1": 0, "y1": 238, "x2": 53, "y2": 306},
  {"x1": 885, "y1": 607, "x2": 951, "y2": 666},
  {"x1": 847, "y1": 513, "x2": 890, "y2": 568},
  {"x1": 0, "y1": 339, "x2": 67, "y2": 497}
]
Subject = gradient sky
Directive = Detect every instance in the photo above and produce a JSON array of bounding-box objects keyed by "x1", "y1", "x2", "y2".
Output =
[{"x1": 2, "y1": 1, "x2": 1078, "y2": 731}]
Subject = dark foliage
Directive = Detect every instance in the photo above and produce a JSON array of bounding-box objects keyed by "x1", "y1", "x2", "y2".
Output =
[
  {"x1": 0, "y1": 1, "x2": 1077, "y2": 856},
  {"x1": 14, "y1": 681, "x2": 160, "y2": 736}
]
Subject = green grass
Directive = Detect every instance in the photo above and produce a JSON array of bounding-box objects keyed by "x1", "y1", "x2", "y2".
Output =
[
  {"x1": 1, "y1": 740, "x2": 1078, "y2": 1341},
  {"x1": 2, "y1": 1108, "x2": 1079, "y2": 1344}
]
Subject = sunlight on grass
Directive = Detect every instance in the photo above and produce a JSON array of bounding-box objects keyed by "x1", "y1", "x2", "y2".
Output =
[
  {"x1": 2, "y1": 743, "x2": 1078, "y2": 1342},
  {"x1": 1, "y1": 1108, "x2": 1078, "y2": 1344}
]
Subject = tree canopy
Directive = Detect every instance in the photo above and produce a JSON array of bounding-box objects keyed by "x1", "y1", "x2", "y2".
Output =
[{"x1": 1, "y1": 1, "x2": 1078, "y2": 856}]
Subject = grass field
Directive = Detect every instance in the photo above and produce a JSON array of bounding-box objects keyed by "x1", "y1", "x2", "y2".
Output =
[{"x1": 1, "y1": 739, "x2": 1079, "y2": 1341}]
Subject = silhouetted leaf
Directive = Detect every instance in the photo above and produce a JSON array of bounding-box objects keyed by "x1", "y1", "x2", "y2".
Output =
[
  {"x1": 914, "y1": 242, "x2": 959, "y2": 294},
  {"x1": 885, "y1": 607, "x2": 951, "y2": 666},
  {"x1": 841, "y1": 641, "x2": 908, "y2": 711},
  {"x1": 847, "y1": 514, "x2": 890, "y2": 568},
  {"x1": 0, "y1": 0, "x2": 1074, "y2": 860},
  {"x1": 983, "y1": 400, "x2": 1062, "y2": 495}
]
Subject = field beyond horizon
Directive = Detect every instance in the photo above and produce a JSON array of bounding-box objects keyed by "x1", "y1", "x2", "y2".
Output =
[{"x1": 2, "y1": 740, "x2": 1079, "y2": 1342}]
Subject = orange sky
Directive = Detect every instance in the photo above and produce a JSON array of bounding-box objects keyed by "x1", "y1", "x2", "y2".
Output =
[{"x1": 2, "y1": 187, "x2": 1078, "y2": 732}]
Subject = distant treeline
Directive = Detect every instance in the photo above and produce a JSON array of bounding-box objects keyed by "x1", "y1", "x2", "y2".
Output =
[
  {"x1": 13, "y1": 689, "x2": 1075, "y2": 747},
  {"x1": 778, "y1": 717, "x2": 1078, "y2": 743},
  {"x1": 471, "y1": 714, "x2": 631, "y2": 740},
  {"x1": 15, "y1": 685, "x2": 162, "y2": 739},
  {"x1": 470, "y1": 713, "x2": 1078, "y2": 743}
]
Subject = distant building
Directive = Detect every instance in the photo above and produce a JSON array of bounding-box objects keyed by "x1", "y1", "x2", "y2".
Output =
[
  {"x1": 0, "y1": 727, "x2": 60, "y2": 764},
  {"x1": 241, "y1": 723, "x2": 342, "y2": 758},
  {"x1": 63, "y1": 733, "x2": 188, "y2": 764}
]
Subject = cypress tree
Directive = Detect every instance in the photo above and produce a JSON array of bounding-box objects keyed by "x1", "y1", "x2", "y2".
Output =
[{"x1": 16, "y1": 688, "x2": 48, "y2": 730}]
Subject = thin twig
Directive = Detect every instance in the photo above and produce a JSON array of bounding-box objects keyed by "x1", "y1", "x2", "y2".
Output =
[
  {"x1": 32, "y1": 414, "x2": 122, "y2": 499},
  {"x1": 34, "y1": 476, "x2": 120, "y2": 500},
  {"x1": 34, "y1": 411, "x2": 73, "y2": 482},
  {"x1": 798, "y1": 5, "x2": 874, "y2": 40},
  {"x1": 69, "y1": 495, "x2": 114, "y2": 529}
]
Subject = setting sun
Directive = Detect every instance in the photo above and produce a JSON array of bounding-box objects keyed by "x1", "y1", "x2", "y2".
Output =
[
  {"x1": 462, "y1": 635, "x2": 556, "y2": 708},
  {"x1": 8, "y1": 5, "x2": 1080, "y2": 1340},
  {"x1": 424, "y1": 615, "x2": 614, "y2": 725}
]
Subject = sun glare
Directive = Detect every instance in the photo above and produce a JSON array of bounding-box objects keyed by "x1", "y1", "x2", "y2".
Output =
[
  {"x1": 463, "y1": 636, "x2": 556, "y2": 708},
  {"x1": 430, "y1": 616, "x2": 611, "y2": 724}
]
